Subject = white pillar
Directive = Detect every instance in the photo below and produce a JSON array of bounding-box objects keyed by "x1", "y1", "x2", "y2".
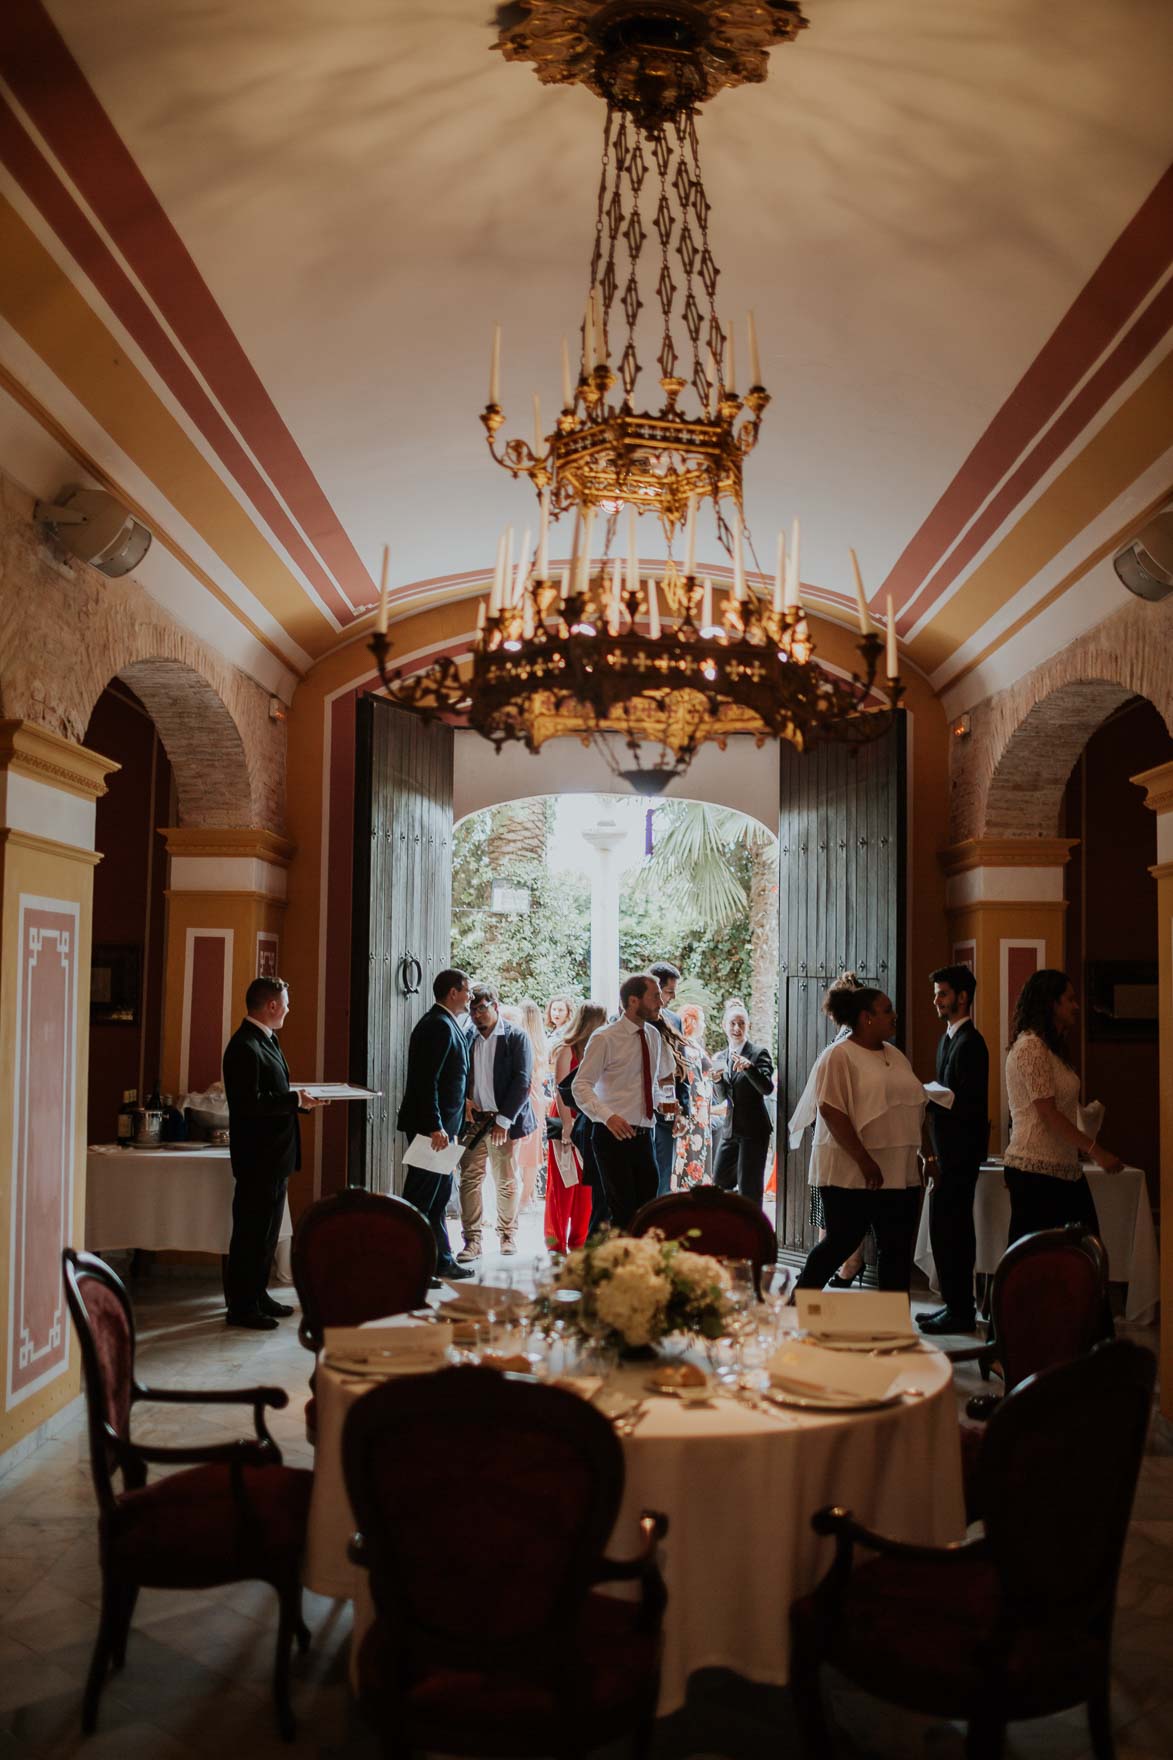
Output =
[{"x1": 582, "y1": 818, "x2": 626, "y2": 1014}]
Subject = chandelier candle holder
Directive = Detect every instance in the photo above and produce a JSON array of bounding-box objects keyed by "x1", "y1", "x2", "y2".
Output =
[{"x1": 369, "y1": 1, "x2": 904, "y2": 790}]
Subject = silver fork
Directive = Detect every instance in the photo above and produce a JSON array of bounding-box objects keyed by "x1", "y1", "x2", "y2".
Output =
[{"x1": 612, "y1": 1399, "x2": 650, "y2": 1436}]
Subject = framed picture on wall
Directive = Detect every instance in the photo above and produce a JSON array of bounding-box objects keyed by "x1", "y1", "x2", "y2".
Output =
[
  {"x1": 1085, "y1": 960, "x2": 1159, "y2": 1042},
  {"x1": 90, "y1": 944, "x2": 140, "y2": 1025}
]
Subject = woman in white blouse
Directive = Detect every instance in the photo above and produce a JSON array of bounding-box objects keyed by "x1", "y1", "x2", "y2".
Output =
[
  {"x1": 1004, "y1": 968, "x2": 1123, "y2": 1244},
  {"x1": 795, "y1": 985, "x2": 927, "y2": 1292}
]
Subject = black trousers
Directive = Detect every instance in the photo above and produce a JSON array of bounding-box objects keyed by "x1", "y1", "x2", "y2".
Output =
[
  {"x1": 1005, "y1": 1166, "x2": 1098, "y2": 1250},
  {"x1": 402, "y1": 1161, "x2": 457, "y2": 1272},
  {"x1": 226, "y1": 1167, "x2": 289, "y2": 1316},
  {"x1": 797, "y1": 1186, "x2": 921, "y2": 1292},
  {"x1": 928, "y1": 1156, "x2": 981, "y2": 1318},
  {"x1": 713, "y1": 1134, "x2": 770, "y2": 1209},
  {"x1": 591, "y1": 1128, "x2": 659, "y2": 1231}
]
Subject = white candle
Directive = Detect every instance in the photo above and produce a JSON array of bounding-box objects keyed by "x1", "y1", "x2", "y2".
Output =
[
  {"x1": 513, "y1": 526, "x2": 531, "y2": 605},
  {"x1": 559, "y1": 566, "x2": 570, "y2": 603},
  {"x1": 886, "y1": 596, "x2": 898, "y2": 678},
  {"x1": 503, "y1": 525, "x2": 514, "y2": 612},
  {"x1": 787, "y1": 516, "x2": 801, "y2": 609},
  {"x1": 476, "y1": 598, "x2": 487, "y2": 632},
  {"x1": 627, "y1": 505, "x2": 639, "y2": 597},
  {"x1": 647, "y1": 575, "x2": 661, "y2": 640},
  {"x1": 733, "y1": 524, "x2": 747, "y2": 599},
  {"x1": 522, "y1": 591, "x2": 535, "y2": 640},
  {"x1": 489, "y1": 323, "x2": 501, "y2": 406},
  {"x1": 532, "y1": 393, "x2": 542, "y2": 454},
  {"x1": 849, "y1": 547, "x2": 871, "y2": 634},
  {"x1": 747, "y1": 310, "x2": 761, "y2": 388},
  {"x1": 537, "y1": 486, "x2": 550, "y2": 579},
  {"x1": 701, "y1": 576, "x2": 714, "y2": 633},
  {"x1": 489, "y1": 531, "x2": 505, "y2": 616},
  {"x1": 610, "y1": 560, "x2": 622, "y2": 633},
  {"x1": 684, "y1": 493, "x2": 697, "y2": 577},
  {"x1": 725, "y1": 321, "x2": 736, "y2": 393},
  {"x1": 376, "y1": 544, "x2": 390, "y2": 633},
  {"x1": 579, "y1": 507, "x2": 595, "y2": 596},
  {"x1": 561, "y1": 337, "x2": 573, "y2": 408},
  {"x1": 773, "y1": 530, "x2": 785, "y2": 615}
]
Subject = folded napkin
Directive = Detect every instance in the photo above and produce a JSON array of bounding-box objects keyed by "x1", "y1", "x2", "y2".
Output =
[
  {"x1": 768, "y1": 1340, "x2": 905, "y2": 1401},
  {"x1": 323, "y1": 1323, "x2": 448, "y2": 1365},
  {"x1": 438, "y1": 1282, "x2": 531, "y2": 1320},
  {"x1": 923, "y1": 1081, "x2": 954, "y2": 1109}
]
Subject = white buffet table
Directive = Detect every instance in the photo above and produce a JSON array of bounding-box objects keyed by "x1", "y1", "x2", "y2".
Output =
[
  {"x1": 303, "y1": 1322, "x2": 964, "y2": 1715},
  {"x1": 84, "y1": 1144, "x2": 293, "y2": 1283},
  {"x1": 914, "y1": 1161, "x2": 1158, "y2": 1325}
]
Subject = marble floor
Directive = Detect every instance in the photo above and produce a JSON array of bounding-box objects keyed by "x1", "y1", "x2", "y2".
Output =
[{"x1": 0, "y1": 1262, "x2": 1169, "y2": 1759}]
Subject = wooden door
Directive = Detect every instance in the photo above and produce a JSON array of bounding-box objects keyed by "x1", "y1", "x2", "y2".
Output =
[
  {"x1": 350, "y1": 698, "x2": 454, "y2": 1194},
  {"x1": 775, "y1": 715, "x2": 907, "y2": 1256}
]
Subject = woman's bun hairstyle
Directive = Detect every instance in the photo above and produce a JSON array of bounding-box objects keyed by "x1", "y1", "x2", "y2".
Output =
[{"x1": 822, "y1": 969, "x2": 864, "y2": 1027}]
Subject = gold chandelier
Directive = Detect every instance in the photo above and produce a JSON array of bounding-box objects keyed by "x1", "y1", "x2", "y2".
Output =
[{"x1": 369, "y1": 1, "x2": 904, "y2": 792}]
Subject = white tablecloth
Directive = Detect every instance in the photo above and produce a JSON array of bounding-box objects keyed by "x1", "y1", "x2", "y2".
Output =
[
  {"x1": 303, "y1": 1328, "x2": 964, "y2": 1715},
  {"x1": 913, "y1": 1163, "x2": 1158, "y2": 1325},
  {"x1": 84, "y1": 1145, "x2": 293, "y2": 1282}
]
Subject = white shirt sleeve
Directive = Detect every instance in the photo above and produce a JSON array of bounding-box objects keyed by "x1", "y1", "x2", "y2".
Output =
[{"x1": 571, "y1": 1028, "x2": 610, "y2": 1125}]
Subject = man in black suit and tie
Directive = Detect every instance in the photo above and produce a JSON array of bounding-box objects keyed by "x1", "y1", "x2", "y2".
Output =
[
  {"x1": 397, "y1": 968, "x2": 476, "y2": 1281},
  {"x1": 711, "y1": 999, "x2": 775, "y2": 1208},
  {"x1": 223, "y1": 976, "x2": 327, "y2": 1330},
  {"x1": 457, "y1": 985, "x2": 536, "y2": 1260},
  {"x1": 649, "y1": 961, "x2": 688, "y2": 1196},
  {"x1": 918, "y1": 964, "x2": 990, "y2": 1336}
]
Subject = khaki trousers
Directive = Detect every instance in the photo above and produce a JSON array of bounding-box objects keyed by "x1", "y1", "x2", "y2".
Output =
[{"x1": 460, "y1": 1128, "x2": 519, "y2": 1250}]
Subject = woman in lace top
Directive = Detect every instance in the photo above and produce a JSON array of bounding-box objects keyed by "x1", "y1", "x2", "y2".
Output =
[{"x1": 1004, "y1": 968, "x2": 1123, "y2": 1244}]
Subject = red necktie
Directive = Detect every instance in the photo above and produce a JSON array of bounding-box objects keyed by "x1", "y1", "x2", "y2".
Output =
[{"x1": 639, "y1": 1027, "x2": 654, "y2": 1120}]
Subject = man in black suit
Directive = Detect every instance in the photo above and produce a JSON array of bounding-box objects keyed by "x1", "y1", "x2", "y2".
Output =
[
  {"x1": 223, "y1": 976, "x2": 327, "y2": 1330},
  {"x1": 457, "y1": 985, "x2": 536, "y2": 1260},
  {"x1": 649, "y1": 961, "x2": 687, "y2": 1196},
  {"x1": 397, "y1": 968, "x2": 475, "y2": 1282},
  {"x1": 918, "y1": 964, "x2": 990, "y2": 1336},
  {"x1": 711, "y1": 999, "x2": 774, "y2": 1208}
]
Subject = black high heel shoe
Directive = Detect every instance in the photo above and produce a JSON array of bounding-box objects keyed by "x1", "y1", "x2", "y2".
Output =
[{"x1": 826, "y1": 1267, "x2": 866, "y2": 1289}]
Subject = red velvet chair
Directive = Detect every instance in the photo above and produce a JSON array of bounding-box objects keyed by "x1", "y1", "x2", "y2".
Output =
[
  {"x1": 952, "y1": 1224, "x2": 1112, "y2": 1515},
  {"x1": 630, "y1": 1186, "x2": 778, "y2": 1290},
  {"x1": 342, "y1": 1365, "x2": 668, "y2": 1758},
  {"x1": 62, "y1": 1249, "x2": 312, "y2": 1741},
  {"x1": 790, "y1": 1339, "x2": 1155, "y2": 1760},
  {"x1": 291, "y1": 1189, "x2": 437, "y2": 1442}
]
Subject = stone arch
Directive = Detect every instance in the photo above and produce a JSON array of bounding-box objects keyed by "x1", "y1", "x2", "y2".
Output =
[
  {"x1": 984, "y1": 678, "x2": 1137, "y2": 836},
  {"x1": 113, "y1": 658, "x2": 253, "y2": 827}
]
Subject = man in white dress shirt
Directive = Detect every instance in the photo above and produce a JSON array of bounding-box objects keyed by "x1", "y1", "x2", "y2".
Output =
[
  {"x1": 458, "y1": 985, "x2": 536, "y2": 1259},
  {"x1": 572, "y1": 972, "x2": 675, "y2": 1229}
]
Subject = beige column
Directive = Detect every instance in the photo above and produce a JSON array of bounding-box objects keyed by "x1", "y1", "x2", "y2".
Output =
[
  {"x1": 1131, "y1": 761, "x2": 1173, "y2": 1418},
  {"x1": 0, "y1": 721, "x2": 118, "y2": 1458},
  {"x1": 940, "y1": 837, "x2": 1076, "y2": 1150}
]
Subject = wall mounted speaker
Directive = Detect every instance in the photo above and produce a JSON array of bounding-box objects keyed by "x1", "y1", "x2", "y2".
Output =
[
  {"x1": 1113, "y1": 505, "x2": 1173, "y2": 603},
  {"x1": 34, "y1": 485, "x2": 152, "y2": 578}
]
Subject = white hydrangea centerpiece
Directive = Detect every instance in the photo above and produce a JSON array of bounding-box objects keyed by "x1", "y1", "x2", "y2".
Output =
[{"x1": 544, "y1": 1229, "x2": 731, "y2": 1350}]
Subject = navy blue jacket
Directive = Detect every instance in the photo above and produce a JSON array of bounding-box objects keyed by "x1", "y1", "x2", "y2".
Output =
[
  {"x1": 397, "y1": 1004, "x2": 470, "y2": 1141},
  {"x1": 467, "y1": 1019, "x2": 536, "y2": 1140}
]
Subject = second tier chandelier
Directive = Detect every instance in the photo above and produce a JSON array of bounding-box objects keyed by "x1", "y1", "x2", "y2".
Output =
[{"x1": 370, "y1": 1, "x2": 904, "y2": 791}]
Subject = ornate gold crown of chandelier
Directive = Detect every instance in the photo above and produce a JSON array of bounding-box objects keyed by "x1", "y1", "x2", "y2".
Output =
[{"x1": 369, "y1": 1, "x2": 904, "y2": 793}]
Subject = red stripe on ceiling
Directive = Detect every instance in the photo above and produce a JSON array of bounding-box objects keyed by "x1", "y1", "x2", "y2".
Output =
[
  {"x1": 882, "y1": 159, "x2": 1173, "y2": 619},
  {"x1": 901, "y1": 272, "x2": 1173, "y2": 639},
  {"x1": 0, "y1": 0, "x2": 371, "y2": 619},
  {"x1": 0, "y1": 97, "x2": 352, "y2": 624}
]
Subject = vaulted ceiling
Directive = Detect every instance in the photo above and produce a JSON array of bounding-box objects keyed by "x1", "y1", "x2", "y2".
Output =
[{"x1": 2, "y1": 0, "x2": 1171, "y2": 712}]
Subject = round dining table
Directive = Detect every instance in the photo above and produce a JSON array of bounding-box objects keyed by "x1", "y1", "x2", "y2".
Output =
[{"x1": 302, "y1": 1322, "x2": 966, "y2": 1716}]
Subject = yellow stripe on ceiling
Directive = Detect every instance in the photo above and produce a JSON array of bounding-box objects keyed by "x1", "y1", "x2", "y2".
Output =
[
  {"x1": 0, "y1": 193, "x2": 337, "y2": 653},
  {"x1": 909, "y1": 350, "x2": 1173, "y2": 678}
]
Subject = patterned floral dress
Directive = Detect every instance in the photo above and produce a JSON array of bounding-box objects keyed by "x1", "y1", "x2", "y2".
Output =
[{"x1": 673, "y1": 1043, "x2": 713, "y2": 1189}]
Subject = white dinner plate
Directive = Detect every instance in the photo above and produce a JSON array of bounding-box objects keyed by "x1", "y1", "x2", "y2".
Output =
[
  {"x1": 811, "y1": 1336, "x2": 927, "y2": 1355},
  {"x1": 764, "y1": 1383, "x2": 903, "y2": 1413},
  {"x1": 322, "y1": 1352, "x2": 443, "y2": 1377}
]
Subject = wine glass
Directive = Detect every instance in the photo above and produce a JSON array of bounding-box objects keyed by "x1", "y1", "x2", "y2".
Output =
[
  {"x1": 482, "y1": 1265, "x2": 514, "y2": 1344},
  {"x1": 759, "y1": 1263, "x2": 795, "y2": 1342}
]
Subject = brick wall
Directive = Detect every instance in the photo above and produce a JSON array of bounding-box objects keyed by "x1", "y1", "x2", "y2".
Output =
[
  {"x1": 0, "y1": 472, "x2": 285, "y2": 831},
  {"x1": 950, "y1": 590, "x2": 1173, "y2": 841}
]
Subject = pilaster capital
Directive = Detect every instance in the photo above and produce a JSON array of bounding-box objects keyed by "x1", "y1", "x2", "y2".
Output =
[
  {"x1": 938, "y1": 836, "x2": 1078, "y2": 877},
  {"x1": 0, "y1": 718, "x2": 119, "y2": 801},
  {"x1": 158, "y1": 826, "x2": 295, "y2": 866},
  {"x1": 1131, "y1": 760, "x2": 1173, "y2": 816}
]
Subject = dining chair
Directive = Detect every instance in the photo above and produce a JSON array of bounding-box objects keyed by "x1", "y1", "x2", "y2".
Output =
[
  {"x1": 291, "y1": 1188, "x2": 437, "y2": 1441},
  {"x1": 790, "y1": 1337, "x2": 1155, "y2": 1760},
  {"x1": 342, "y1": 1364, "x2": 668, "y2": 1759},
  {"x1": 950, "y1": 1223, "x2": 1112, "y2": 1514},
  {"x1": 62, "y1": 1248, "x2": 312, "y2": 1741},
  {"x1": 629, "y1": 1186, "x2": 778, "y2": 1291}
]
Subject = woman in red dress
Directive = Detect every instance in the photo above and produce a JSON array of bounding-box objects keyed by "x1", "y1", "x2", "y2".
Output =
[{"x1": 544, "y1": 1000, "x2": 606, "y2": 1253}]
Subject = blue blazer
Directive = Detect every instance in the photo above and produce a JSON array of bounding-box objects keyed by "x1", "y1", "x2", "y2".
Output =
[
  {"x1": 468, "y1": 1020, "x2": 536, "y2": 1140},
  {"x1": 397, "y1": 1004, "x2": 469, "y2": 1141}
]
